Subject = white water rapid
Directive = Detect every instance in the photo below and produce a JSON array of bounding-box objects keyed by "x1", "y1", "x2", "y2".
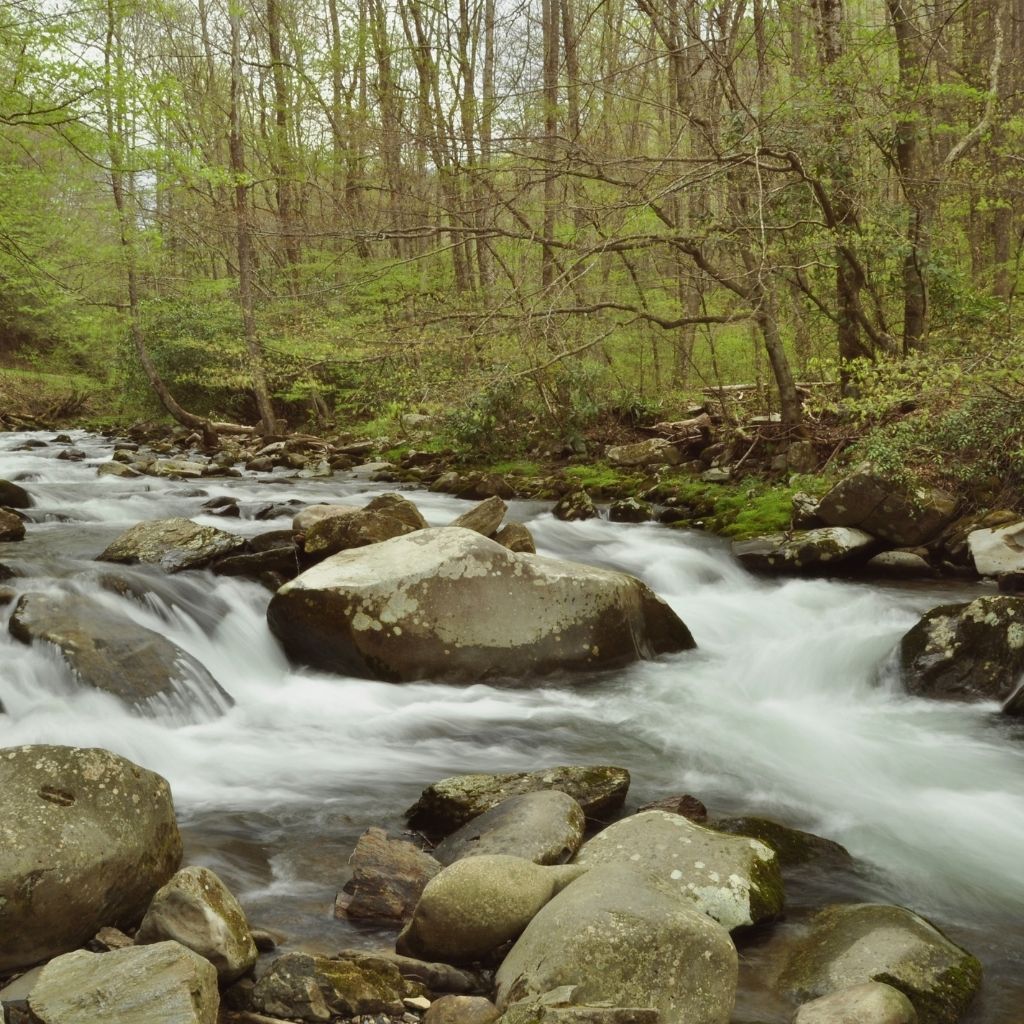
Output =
[{"x1": 0, "y1": 431, "x2": 1021, "y2": 1021}]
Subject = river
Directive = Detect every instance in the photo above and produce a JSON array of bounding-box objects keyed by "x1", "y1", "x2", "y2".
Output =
[{"x1": 0, "y1": 431, "x2": 1021, "y2": 1021}]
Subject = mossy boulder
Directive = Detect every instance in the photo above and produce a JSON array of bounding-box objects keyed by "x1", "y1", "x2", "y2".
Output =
[
  {"x1": 406, "y1": 765, "x2": 631, "y2": 835},
  {"x1": 27, "y1": 941, "x2": 219, "y2": 1024},
  {"x1": 898, "y1": 596, "x2": 1024, "y2": 706},
  {"x1": 709, "y1": 817, "x2": 851, "y2": 868},
  {"x1": 495, "y1": 863, "x2": 737, "y2": 1024},
  {"x1": 396, "y1": 855, "x2": 585, "y2": 965},
  {"x1": 136, "y1": 866, "x2": 257, "y2": 983},
  {"x1": 99, "y1": 517, "x2": 246, "y2": 573},
  {"x1": 251, "y1": 952, "x2": 424, "y2": 1021},
  {"x1": 778, "y1": 903, "x2": 981, "y2": 1024},
  {"x1": 732, "y1": 528, "x2": 876, "y2": 574},
  {"x1": 268, "y1": 528, "x2": 694, "y2": 683},
  {"x1": 574, "y1": 809, "x2": 783, "y2": 931},
  {"x1": 433, "y1": 791, "x2": 586, "y2": 866},
  {"x1": 0, "y1": 745, "x2": 182, "y2": 972}
]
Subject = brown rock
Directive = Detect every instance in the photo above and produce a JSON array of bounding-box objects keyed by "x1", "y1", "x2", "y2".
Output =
[
  {"x1": 638, "y1": 794, "x2": 708, "y2": 822},
  {"x1": 424, "y1": 995, "x2": 500, "y2": 1024},
  {"x1": 0, "y1": 507, "x2": 26, "y2": 542},
  {"x1": 450, "y1": 496, "x2": 507, "y2": 537},
  {"x1": 494, "y1": 523, "x2": 536, "y2": 554}
]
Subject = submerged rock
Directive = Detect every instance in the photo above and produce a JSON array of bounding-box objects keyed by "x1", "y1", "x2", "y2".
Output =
[
  {"x1": 335, "y1": 827, "x2": 441, "y2": 922},
  {"x1": 406, "y1": 765, "x2": 631, "y2": 835},
  {"x1": 432, "y1": 791, "x2": 586, "y2": 866},
  {"x1": 27, "y1": 941, "x2": 219, "y2": 1024},
  {"x1": 0, "y1": 478, "x2": 32, "y2": 508},
  {"x1": 99, "y1": 517, "x2": 246, "y2": 573},
  {"x1": 267, "y1": 528, "x2": 694, "y2": 683},
  {"x1": 495, "y1": 863, "x2": 737, "y2": 1024},
  {"x1": 8, "y1": 591, "x2": 233, "y2": 720},
  {"x1": 0, "y1": 745, "x2": 182, "y2": 972},
  {"x1": 898, "y1": 596, "x2": 1024, "y2": 705},
  {"x1": 574, "y1": 809, "x2": 783, "y2": 931},
  {"x1": 732, "y1": 528, "x2": 876, "y2": 573},
  {"x1": 778, "y1": 903, "x2": 981, "y2": 1024},
  {"x1": 396, "y1": 855, "x2": 585, "y2": 965},
  {"x1": 136, "y1": 866, "x2": 258, "y2": 983}
]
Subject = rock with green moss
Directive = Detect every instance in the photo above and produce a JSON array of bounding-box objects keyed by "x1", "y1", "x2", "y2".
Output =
[
  {"x1": 433, "y1": 791, "x2": 586, "y2": 866},
  {"x1": 709, "y1": 817, "x2": 851, "y2": 867},
  {"x1": 553, "y1": 490, "x2": 598, "y2": 521},
  {"x1": 0, "y1": 745, "x2": 182, "y2": 973},
  {"x1": 99, "y1": 517, "x2": 246, "y2": 573},
  {"x1": 898, "y1": 595, "x2": 1024, "y2": 705},
  {"x1": 495, "y1": 863, "x2": 737, "y2": 1024},
  {"x1": 732, "y1": 528, "x2": 876, "y2": 574},
  {"x1": 794, "y1": 982, "x2": 918, "y2": 1024},
  {"x1": 396, "y1": 855, "x2": 585, "y2": 964},
  {"x1": 813, "y1": 465, "x2": 957, "y2": 546},
  {"x1": 574, "y1": 809, "x2": 783, "y2": 931},
  {"x1": 268, "y1": 529, "x2": 693, "y2": 683},
  {"x1": 406, "y1": 765, "x2": 631, "y2": 835},
  {"x1": 135, "y1": 866, "x2": 257, "y2": 983},
  {"x1": 778, "y1": 903, "x2": 981, "y2": 1024},
  {"x1": 27, "y1": 941, "x2": 219, "y2": 1024},
  {"x1": 606, "y1": 439, "x2": 682, "y2": 467},
  {"x1": 334, "y1": 950, "x2": 483, "y2": 994},
  {"x1": 251, "y1": 952, "x2": 424, "y2": 1021}
]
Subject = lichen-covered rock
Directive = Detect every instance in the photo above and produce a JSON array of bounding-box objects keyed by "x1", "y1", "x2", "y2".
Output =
[
  {"x1": 794, "y1": 982, "x2": 918, "y2": 1024},
  {"x1": 865, "y1": 551, "x2": 934, "y2": 578},
  {"x1": 251, "y1": 952, "x2": 424, "y2": 1022},
  {"x1": 608, "y1": 498, "x2": 654, "y2": 523},
  {"x1": 813, "y1": 466, "x2": 957, "y2": 546},
  {"x1": 573, "y1": 809, "x2": 783, "y2": 931},
  {"x1": 150, "y1": 458, "x2": 207, "y2": 479},
  {"x1": 732, "y1": 528, "x2": 876, "y2": 574},
  {"x1": 493, "y1": 523, "x2": 536, "y2": 554},
  {"x1": 303, "y1": 493, "x2": 427, "y2": 557},
  {"x1": 709, "y1": 817, "x2": 851, "y2": 867},
  {"x1": 8, "y1": 592, "x2": 233, "y2": 720},
  {"x1": 433, "y1": 791, "x2": 586, "y2": 866},
  {"x1": 552, "y1": 490, "x2": 598, "y2": 522},
  {"x1": 606, "y1": 439, "x2": 682, "y2": 467},
  {"x1": 406, "y1": 765, "x2": 631, "y2": 835},
  {"x1": 27, "y1": 941, "x2": 219, "y2": 1024},
  {"x1": 396, "y1": 855, "x2": 585, "y2": 965},
  {"x1": 335, "y1": 827, "x2": 441, "y2": 921},
  {"x1": 898, "y1": 596, "x2": 1024, "y2": 704},
  {"x1": 0, "y1": 745, "x2": 182, "y2": 972},
  {"x1": 778, "y1": 903, "x2": 981, "y2": 1024},
  {"x1": 0, "y1": 507, "x2": 26, "y2": 541},
  {"x1": 495, "y1": 864, "x2": 737, "y2": 1024},
  {"x1": 450, "y1": 496, "x2": 507, "y2": 536},
  {"x1": 967, "y1": 520, "x2": 1024, "y2": 577},
  {"x1": 99, "y1": 517, "x2": 246, "y2": 573},
  {"x1": 0, "y1": 478, "x2": 32, "y2": 508},
  {"x1": 292, "y1": 503, "x2": 361, "y2": 536},
  {"x1": 268, "y1": 528, "x2": 693, "y2": 683},
  {"x1": 136, "y1": 866, "x2": 257, "y2": 983}
]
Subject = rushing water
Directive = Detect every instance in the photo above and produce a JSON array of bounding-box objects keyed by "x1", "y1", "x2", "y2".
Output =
[{"x1": 0, "y1": 431, "x2": 1022, "y2": 1021}]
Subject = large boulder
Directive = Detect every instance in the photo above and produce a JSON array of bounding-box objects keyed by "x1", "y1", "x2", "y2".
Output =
[
  {"x1": 813, "y1": 466, "x2": 957, "y2": 546},
  {"x1": 0, "y1": 746, "x2": 182, "y2": 972},
  {"x1": 335, "y1": 827, "x2": 441, "y2": 921},
  {"x1": 967, "y1": 520, "x2": 1024, "y2": 577},
  {"x1": 251, "y1": 952, "x2": 424, "y2": 1022},
  {"x1": 433, "y1": 791, "x2": 586, "y2": 866},
  {"x1": 396, "y1": 855, "x2": 585, "y2": 965},
  {"x1": 302, "y1": 493, "x2": 428, "y2": 558},
  {"x1": 573, "y1": 809, "x2": 783, "y2": 931},
  {"x1": 406, "y1": 765, "x2": 631, "y2": 835},
  {"x1": 898, "y1": 596, "x2": 1024, "y2": 705},
  {"x1": 27, "y1": 941, "x2": 219, "y2": 1024},
  {"x1": 495, "y1": 864, "x2": 737, "y2": 1024},
  {"x1": 0, "y1": 507, "x2": 26, "y2": 541},
  {"x1": 606, "y1": 439, "x2": 682, "y2": 467},
  {"x1": 8, "y1": 592, "x2": 233, "y2": 720},
  {"x1": 0, "y1": 478, "x2": 32, "y2": 508},
  {"x1": 99, "y1": 517, "x2": 246, "y2": 573},
  {"x1": 136, "y1": 866, "x2": 257, "y2": 983},
  {"x1": 732, "y1": 528, "x2": 876, "y2": 574},
  {"x1": 268, "y1": 528, "x2": 693, "y2": 683},
  {"x1": 778, "y1": 903, "x2": 981, "y2": 1024}
]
